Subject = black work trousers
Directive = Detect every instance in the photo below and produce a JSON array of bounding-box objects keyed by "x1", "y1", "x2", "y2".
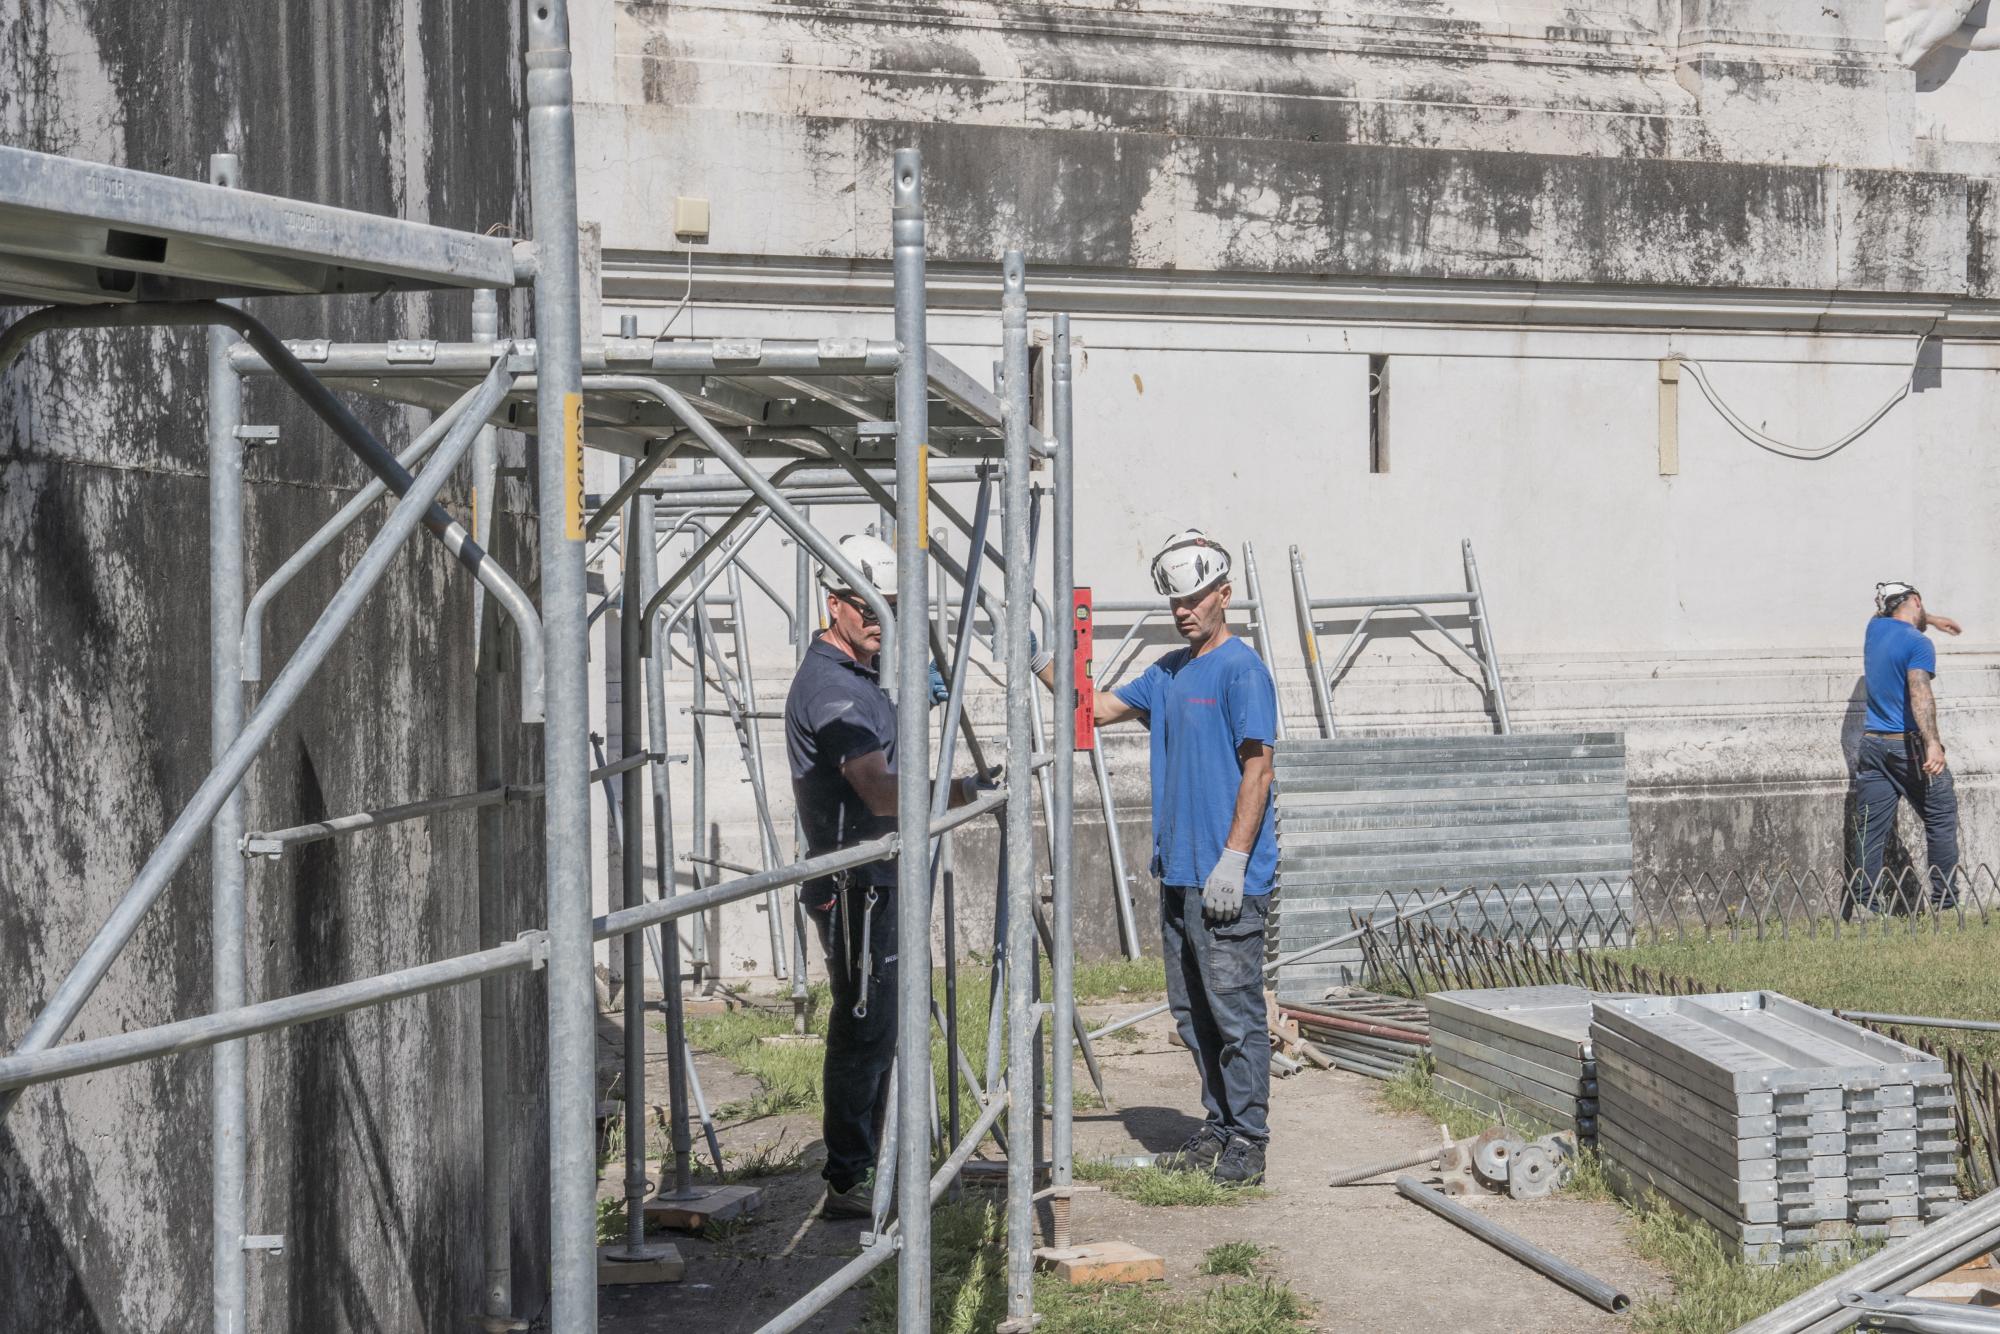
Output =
[{"x1": 806, "y1": 880, "x2": 898, "y2": 1191}]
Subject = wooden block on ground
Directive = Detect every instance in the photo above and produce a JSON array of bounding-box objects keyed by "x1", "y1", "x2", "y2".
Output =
[
  {"x1": 597, "y1": 1243, "x2": 685, "y2": 1285},
  {"x1": 1912, "y1": 1255, "x2": 2000, "y2": 1305},
  {"x1": 1034, "y1": 1241, "x2": 1165, "y2": 1285},
  {"x1": 643, "y1": 1183, "x2": 762, "y2": 1232}
]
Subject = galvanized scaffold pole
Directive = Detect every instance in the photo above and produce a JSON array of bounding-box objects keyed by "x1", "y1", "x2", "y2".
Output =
[
  {"x1": 1289, "y1": 545, "x2": 1336, "y2": 736},
  {"x1": 524, "y1": 0, "x2": 595, "y2": 1323},
  {"x1": 607, "y1": 462, "x2": 674, "y2": 1270},
  {"x1": 999, "y1": 250, "x2": 1040, "y2": 1330},
  {"x1": 890, "y1": 147, "x2": 936, "y2": 1332},
  {"x1": 640, "y1": 497, "x2": 698, "y2": 1200},
  {"x1": 1050, "y1": 314, "x2": 1078, "y2": 1200},
  {"x1": 470, "y1": 286, "x2": 523, "y2": 1332},
  {"x1": 205, "y1": 150, "x2": 248, "y2": 1334}
]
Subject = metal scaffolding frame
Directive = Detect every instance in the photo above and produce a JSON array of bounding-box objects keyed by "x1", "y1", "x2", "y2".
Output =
[
  {"x1": 0, "y1": 10, "x2": 1079, "y2": 1329},
  {"x1": 1289, "y1": 537, "x2": 1512, "y2": 737}
]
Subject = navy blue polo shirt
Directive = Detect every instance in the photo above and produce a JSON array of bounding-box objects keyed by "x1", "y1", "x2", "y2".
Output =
[{"x1": 785, "y1": 632, "x2": 899, "y2": 902}]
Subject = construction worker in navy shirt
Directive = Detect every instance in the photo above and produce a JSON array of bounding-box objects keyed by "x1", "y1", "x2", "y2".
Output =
[
  {"x1": 1036, "y1": 530, "x2": 1278, "y2": 1185},
  {"x1": 786, "y1": 532, "x2": 991, "y2": 1219},
  {"x1": 1851, "y1": 581, "x2": 1964, "y2": 915}
]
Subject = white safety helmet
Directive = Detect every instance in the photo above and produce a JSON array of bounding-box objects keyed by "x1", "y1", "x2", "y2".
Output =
[
  {"x1": 1875, "y1": 581, "x2": 1919, "y2": 615},
  {"x1": 1150, "y1": 529, "x2": 1232, "y2": 600},
  {"x1": 821, "y1": 532, "x2": 898, "y2": 598}
]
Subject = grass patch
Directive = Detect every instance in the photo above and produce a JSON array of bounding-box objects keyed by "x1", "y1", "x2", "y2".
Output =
[
  {"x1": 1612, "y1": 921, "x2": 2000, "y2": 1062},
  {"x1": 722, "y1": 1130, "x2": 810, "y2": 1181},
  {"x1": 1200, "y1": 1241, "x2": 1263, "y2": 1277},
  {"x1": 687, "y1": 989, "x2": 829, "y2": 1121},
  {"x1": 1073, "y1": 1158, "x2": 1263, "y2": 1207},
  {"x1": 595, "y1": 1197, "x2": 625, "y2": 1247},
  {"x1": 1378, "y1": 1057, "x2": 1498, "y2": 1142},
  {"x1": 1623, "y1": 1194, "x2": 1875, "y2": 1334},
  {"x1": 865, "y1": 1200, "x2": 1311, "y2": 1333},
  {"x1": 1066, "y1": 956, "x2": 1168, "y2": 1002}
]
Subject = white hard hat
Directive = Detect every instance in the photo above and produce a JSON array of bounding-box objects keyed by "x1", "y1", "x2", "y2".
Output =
[
  {"x1": 1875, "y1": 581, "x2": 1919, "y2": 614},
  {"x1": 821, "y1": 532, "x2": 898, "y2": 597},
  {"x1": 1151, "y1": 529, "x2": 1232, "y2": 599}
]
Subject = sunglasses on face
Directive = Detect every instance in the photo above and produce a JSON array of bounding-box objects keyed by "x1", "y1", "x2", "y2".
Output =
[{"x1": 834, "y1": 593, "x2": 894, "y2": 626}]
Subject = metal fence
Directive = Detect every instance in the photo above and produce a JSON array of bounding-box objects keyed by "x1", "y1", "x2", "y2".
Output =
[
  {"x1": 1311, "y1": 862, "x2": 2000, "y2": 957},
  {"x1": 1351, "y1": 918, "x2": 2000, "y2": 1198}
]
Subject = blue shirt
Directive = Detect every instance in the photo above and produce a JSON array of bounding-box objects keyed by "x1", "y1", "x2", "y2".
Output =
[
  {"x1": 1863, "y1": 617, "x2": 1938, "y2": 733},
  {"x1": 1113, "y1": 636, "x2": 1279, "y2": 893},
  {"x1": 785, "y1": 634, "x2": 899, "y2": 899}
]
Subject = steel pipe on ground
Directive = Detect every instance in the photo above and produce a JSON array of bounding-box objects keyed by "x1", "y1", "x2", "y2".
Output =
[{"x1": 1397, "y1": 1177, "x2": 1630, "y2": 1313}]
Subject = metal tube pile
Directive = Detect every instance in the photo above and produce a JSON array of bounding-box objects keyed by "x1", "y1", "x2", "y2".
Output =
[{"x1": 1283, "y1": 992, "x2": 1430, "y2": 1080}]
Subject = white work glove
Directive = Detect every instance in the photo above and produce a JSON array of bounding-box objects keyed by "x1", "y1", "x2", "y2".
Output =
[
  {"x1": 1202, "y1": 849, "x2": 1249, "y2": 924},
  {"x1": 1028, "y1": 630, "x2": 1053, "y2": 676}
]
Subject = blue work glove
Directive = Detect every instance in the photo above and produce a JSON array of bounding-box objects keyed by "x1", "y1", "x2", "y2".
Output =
[
  {"x1": 928, "y1": 662, "x2": 950, "y2": 705},
  {"x1": 1202, "y1": 849, "x2": 1249, "y2": 924}
]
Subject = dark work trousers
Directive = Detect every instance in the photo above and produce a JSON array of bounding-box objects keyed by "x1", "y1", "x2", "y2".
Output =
[
  {"x1": 1160, "y1": 884, "x2": 1271, "y2": 1145},
  {"x1": 1851, "y1": 732, "x2": 1961, "y2": 911},
  {"x1": 806, "y1": 880, "x2": 899, "y2": 1190}
]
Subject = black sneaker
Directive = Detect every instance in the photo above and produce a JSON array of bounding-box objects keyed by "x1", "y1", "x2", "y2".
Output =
[
  {"x1": 1211, "y1": 1135, "x2": 1266, "y2": 1186},
  {"x1": 821, "y1": 1178, "x2": 874, "y2": 1219},
  {"x1": 1157, "y1": 1125, "x2": 1229, "y2": 1173}
]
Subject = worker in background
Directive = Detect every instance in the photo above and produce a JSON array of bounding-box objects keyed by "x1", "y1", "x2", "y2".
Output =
[
  {"x1": 1851, "y1": 581, "x2": 1964, "y2": 915},
  {"x1": 784, "y1": 532, "x2": 989, "y2": 1219},
  {"x1": 1036, "y1": 529, "x2": 1278, "y2": 1185}
]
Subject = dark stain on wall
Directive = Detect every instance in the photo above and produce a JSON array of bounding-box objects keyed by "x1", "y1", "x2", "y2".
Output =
[{"x1": 0, "y1": 2, "x2": 545, "y2": 1331}]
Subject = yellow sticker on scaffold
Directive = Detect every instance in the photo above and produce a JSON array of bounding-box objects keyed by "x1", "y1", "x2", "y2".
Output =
[
  {"x1": 563, "y1": 393, "x2": 584, "y2": 541},
  {"x1": 917, "y1": 445, "x2": 929, "y2": 547}
]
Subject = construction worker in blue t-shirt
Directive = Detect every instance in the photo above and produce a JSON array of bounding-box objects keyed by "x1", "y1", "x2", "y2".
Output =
[
  {"x1": 1035, "y1": 530, "x2": 1278, "y2": 1185},
  {"x1": 1851, "y1": 580, "x2": 1964, "y2": 915}
]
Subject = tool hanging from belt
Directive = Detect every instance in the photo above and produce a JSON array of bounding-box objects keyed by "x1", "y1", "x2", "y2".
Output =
[{"x1": 830, "y1": 869, "x2": 882, "y2": 1019}]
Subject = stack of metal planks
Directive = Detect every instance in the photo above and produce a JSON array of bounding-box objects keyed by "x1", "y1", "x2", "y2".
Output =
[
  {"x1": 1427, "y1": 986, "x2": 1602, "y2": 1140},
  {"x1": 1593, "y1": 992, "x2": 1961, "y2": 1266},
  {"x1": 1270, "y1": 732, "x2": 1634, "y2": 1000}
]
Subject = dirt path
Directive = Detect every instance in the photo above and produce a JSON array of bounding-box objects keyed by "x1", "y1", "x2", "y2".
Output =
[
  {"x1": 596, "y1": 994, "x2": 1671, "y2": 1331},
  {"x1": 1069, "y1": 1001, "x2": 1669, "y2": 1330}
]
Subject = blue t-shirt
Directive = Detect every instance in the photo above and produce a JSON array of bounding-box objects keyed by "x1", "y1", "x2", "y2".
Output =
[
  {"x1": 1863, "y1": 617, "x2": 1938, "y2": 733},
  {"x1": 1113, "y1": 637, "x2": 1279, "y2": 894}
]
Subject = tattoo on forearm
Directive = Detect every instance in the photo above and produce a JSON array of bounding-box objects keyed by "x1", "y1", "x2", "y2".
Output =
[{"x1": 1910, "y1": 672, "x2": 1941, "y2": 746}]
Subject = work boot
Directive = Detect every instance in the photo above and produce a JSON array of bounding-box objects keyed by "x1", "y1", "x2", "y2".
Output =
[
  {"x1": 1211, "y1": 1135, "x2": 1266, "y2": 1187},
  {"x1": 1157, "y1": 1124, "x2": 1229, "y2": 1174},
  {"x1": 821, "y1": 1177, "x2": 874, "y2": 1220}
]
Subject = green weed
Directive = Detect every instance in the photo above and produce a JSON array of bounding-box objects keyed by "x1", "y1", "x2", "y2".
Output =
[
  {"x1": 1072, "y1": 1158, "x2": 1262, "y2": 1207},
  {"x1": 1623, "y1": 1193, "x2": 1875, "y2": 1334},
  {"x1": 595, "y1": 1197, "x2": 626, "y2": 1247},
  {"x1": 723, "y1": 1130, "x2": 810, "y2": 1181},
  {"x1": 1200, "y1": 1241, "x2": 1263, "y2": 1277}
]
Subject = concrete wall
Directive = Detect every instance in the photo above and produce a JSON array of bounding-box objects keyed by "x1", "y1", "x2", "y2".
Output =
[{"x1": 0, "y1": 3, "x2": 546, "y2": 1331}]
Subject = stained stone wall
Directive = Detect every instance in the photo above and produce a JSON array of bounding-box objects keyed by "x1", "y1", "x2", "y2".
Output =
[{"x1": 0, "y1": 4, "x2": 547, "y2": 1330}]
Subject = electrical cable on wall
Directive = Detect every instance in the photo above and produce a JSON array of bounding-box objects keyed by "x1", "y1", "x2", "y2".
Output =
[{"x1": 1673, "y1": 324, "x2": 1939, "y2": 461}]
